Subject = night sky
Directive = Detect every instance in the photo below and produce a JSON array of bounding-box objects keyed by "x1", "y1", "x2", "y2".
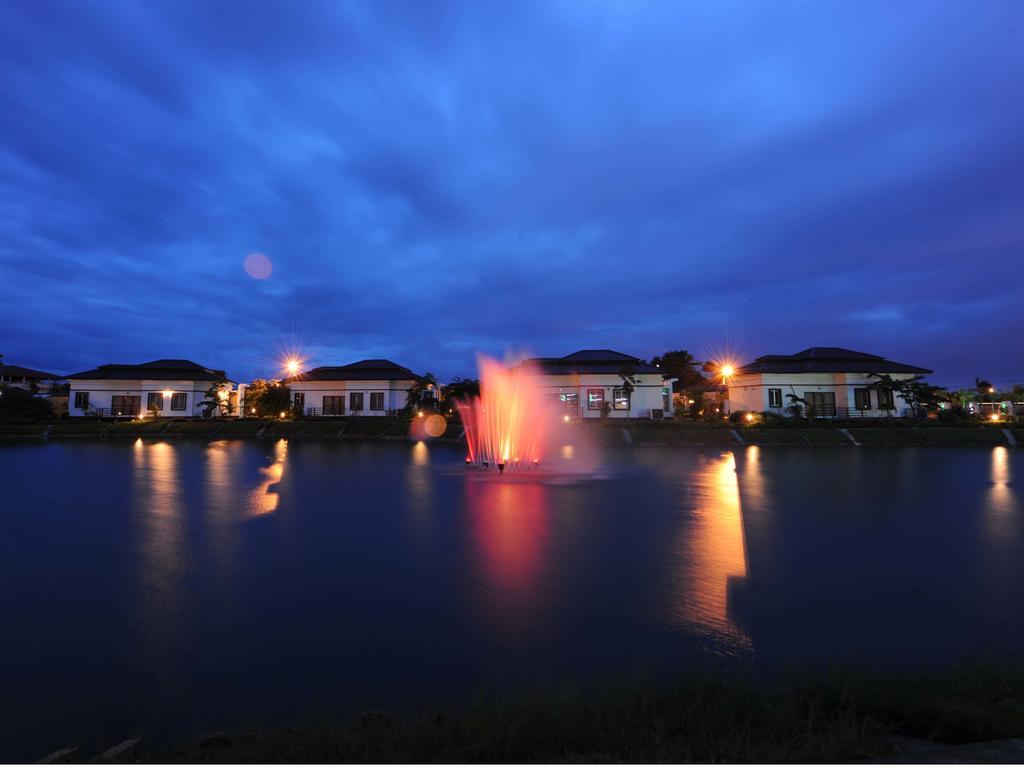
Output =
[{"x1": 3, "y1": 1, "x2": 1022, "y2": 387}]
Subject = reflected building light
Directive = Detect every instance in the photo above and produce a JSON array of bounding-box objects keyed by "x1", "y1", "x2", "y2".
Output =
[
  {"x1": 672, "y1": 452, "x2": 751, "y2": 650},
  {"x1": 561, "y1": 444, "x2": 574, "y2": 460},
  {"x1": 992, "y1": 446, "x2": 1010, "y2": 486},
  {"x1": 248, "y1": 439, "x2": 287, "y2": 516},
  {"x1": 412, "y1": 441, "x2": 429, "y2": 466}
]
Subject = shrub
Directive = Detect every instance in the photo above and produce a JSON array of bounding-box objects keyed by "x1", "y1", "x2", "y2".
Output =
[{"x1": 0, "y1": 386, "x2": 55, "y2": 422}]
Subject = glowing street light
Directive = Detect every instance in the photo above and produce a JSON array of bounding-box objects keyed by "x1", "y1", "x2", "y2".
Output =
[
  {"x1": 721, "y1": 364, "x2": 735, "y2": 379},
  {"x1": 284, "y1": 357, "x2": 302, "y2": 376}
]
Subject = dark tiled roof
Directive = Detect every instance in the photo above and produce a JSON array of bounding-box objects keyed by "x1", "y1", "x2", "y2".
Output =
[
  {"x1": 67, "y1": 359, "x2": 228, "y2": 381},
  {"x1": 0, "y1": 364, "x2": 62, "y2": 380},
  {"x1": 739, "y1": 347, "x2": 931, "y2": 375},
  {"x1": 288, "y1": 359, "x2": 420, "y2": 382},
  {"x1": 516, "y1": 350, "x2": 664, "y2": 376}
]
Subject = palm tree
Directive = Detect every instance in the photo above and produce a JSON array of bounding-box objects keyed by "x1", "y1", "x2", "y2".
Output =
[{"x1": 407, "y1": 372, "x2": 438, "y2": 413}]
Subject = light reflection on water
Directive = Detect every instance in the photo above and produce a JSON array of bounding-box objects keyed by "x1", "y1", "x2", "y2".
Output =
[
  {"x1": 248, "y1": 439, "x2": 288, "y2": 516},
  {"x1": 668, "y1": 451, "x2": 751, "y2": 652},
  {"x1": 2, "y1": 439, "x2": 1023, "y2": 762}
]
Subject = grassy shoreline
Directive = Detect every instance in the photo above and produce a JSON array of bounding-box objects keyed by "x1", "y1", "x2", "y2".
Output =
[
  {"x1": 0, "y1": 418, "x2": 1019, "y2": 447},
  {"x1": 81, "y1": 662, "x2": 1024, "y2": 763}
]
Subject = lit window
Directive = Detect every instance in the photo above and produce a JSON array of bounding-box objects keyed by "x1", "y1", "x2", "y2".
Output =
[
  {"x1": 768, "y1": 388, "x2": 782, "y2": 408},
  {"x1": 170, "y1": 393, "x2": 187, "y2": 411},
  {"x1": 147, "y1": 392, "x2": 164, "y2": 411},
  {"x1": 854, "y1": 388, "x2": 871, "y2": 410},
  {"x1": 587, "y1": 388, "x2": 604, "y2": 410},
  {"x1": 613, "y1": 387, "x2": 630, "y2": 410}
]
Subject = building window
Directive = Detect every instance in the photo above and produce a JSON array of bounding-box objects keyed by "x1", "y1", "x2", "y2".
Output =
[
  {"x1": 147, "y1": 392, "x2": 164, "y2": 411},
  {"x1": 560, "y1": 392, "x2": 579, "y2": 408},
  {"x1": 768, "y1": 388, "x2": 783, "y2": 408},
  {"x1": 323, "y1": 396, "x2": 344, "y2": 416},
  {"x1": 171, "y1": 393, "x2": 187, "y2": 411},
  {"x1": 293, "y1": 392, "x2": 304, "y2": 412},
  {"x1": 349, "y1": 392, "x2": 364, "y2": 413},
  {"x1": 370, "y1": 392, "x2": 384, "y2": 411},
  {"x1": 804, "y1": 391, "x2": 837, "y2": 418},
  {"x1": 74, "y1": 391, "x2": 89, "y2": 410},
  {"x1": 877, "y1": 388, "x2": 894, "y2": 410},
  {"x1": 587, "y1": 388, "x2": 604, "y2": 410},
  {"x1": 613, "y1": 387, "x2": 630, "y2": 410},
  {"x1": 854, "y1": 388, "x2": 872, "y2": 410}
]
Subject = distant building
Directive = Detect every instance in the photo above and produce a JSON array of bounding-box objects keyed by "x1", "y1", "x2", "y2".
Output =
[
  {"x1": 514, "y1": 349, "x2": 675, "y2": 419},
  {"x1": 0, "y1": 363, "x2": 63, "y2": 393},
  {"x1": 727, "y1": 347, "x2": 931, "y2": 418},
  {"x1": 67, "y1": 359, "x2": 234, "y2": 418},
  {"x1": 285, "y1": 359, "x2": 422, "y2": 417}
]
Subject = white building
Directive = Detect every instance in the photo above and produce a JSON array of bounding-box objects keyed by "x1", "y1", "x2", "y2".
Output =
[
  {"x1": 285, "y1": 359, "x2": 421, "y2": 416},
  {"x1": 515, "y1": 349, "x2": 675, "y2": 419},
  {"x1": 727, "y1": 347, "x2": 932, "y2": 418},
  {"x1": 67, "y1": 359, "x2": 234, "y2": 418},
  {"x1": 0, "y1": 363, "x2": 63, "y2": 393}
]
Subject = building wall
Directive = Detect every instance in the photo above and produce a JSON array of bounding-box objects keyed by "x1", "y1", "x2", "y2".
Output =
[
  {"x1": 728, "y1": 372, "x2": 918, "y2": 416},
  {"x1": 68, "y1": 379, "x2": 224, "y2": 417},
  {"x1": 288, "y1": 379, "x2": 415, "y2": 416},
  {"x1": 534, "y1": 372, "x2": 673, "y2": 418}
]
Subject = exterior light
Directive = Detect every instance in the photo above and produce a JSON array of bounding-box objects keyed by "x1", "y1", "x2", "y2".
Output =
[
  {"x1": 162, "y1": 389, "x2": 173, "y2": 398},
  {"x1": 283, "y1": 357, "x2": 302, "y2": 376},
  {"x1": 279, "y1": 411, "x2": 286, "y2": 419},
  {"x1": 721, "y1": 364, "x2": 734, "y2": 378},
  {"x1": 745, "y1": 413, "x2": 754, "y2": 422},
  {"x1": 417, "y1": 411, "x2": 423, "y2": 417},
  {"x1": 563, "y1": 414, "x2": 570, "y2": 423},
  {"x1": 218, "y1": 389, "x2": 229, "y2": 400},
  {"x1": 990, "y1": 413, "x2": 1000, "y2": 422},
  {"x1": 989, "y1": 387, "x2": 995, "y2": 394}
]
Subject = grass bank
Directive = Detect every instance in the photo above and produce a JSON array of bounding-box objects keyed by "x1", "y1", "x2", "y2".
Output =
[{"x1": 107, "y1": 663, "x2": 1024, "y2": 763}]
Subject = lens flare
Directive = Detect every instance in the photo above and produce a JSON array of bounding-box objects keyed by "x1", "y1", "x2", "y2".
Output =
[{"x1": 243, "y1": 252, "x2": 273, "y2": 280}]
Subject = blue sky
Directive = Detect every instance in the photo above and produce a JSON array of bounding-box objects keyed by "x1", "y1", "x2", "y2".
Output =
[{"x1": 2, "y1": 0, "x2": 1022, "y2": 387}]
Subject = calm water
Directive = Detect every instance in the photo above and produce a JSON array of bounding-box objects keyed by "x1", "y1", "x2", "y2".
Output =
[{"x1": 1, "y1": 439, "x2": 1022, "y2": 760}]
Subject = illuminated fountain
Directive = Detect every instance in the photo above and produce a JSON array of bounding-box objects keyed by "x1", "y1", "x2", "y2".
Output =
[{"x1": 456, "y1": 355, "x2": 552, "y2": 474}]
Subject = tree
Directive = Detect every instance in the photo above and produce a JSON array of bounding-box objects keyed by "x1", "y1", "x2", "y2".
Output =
[
  {"x1": 891, "y1": 377, "x2": 946, "y2": 417},
  {"x1": 48, "y1": 380, "x2": 70, "y2": 396},
  {"x1": 785, "y1": 393, "x2": 809, "y2": 419},
  {"x1": 651, "y1": 350, "x2": 705, "y2": 392},
  {"x1": 407, "y1": 372, "x2": 438, "y2": 413},
  {"x1": 618, "y1": 363, "x2": 638, "y2": 400},
  {"x1": 242, "y1": 379, "x2": 288, "y2": 418},
  {"x1": 868, "y1": 373, "x2": 901, "y2": 417},
  {"x1": 0, "y1": 385, "x2": 55, "y2": 422},
  {"x1": 441, "y1": 377, "x2": 480, "y2": 413},
  {"x1": 199, "y1": 378, "x2": 237, "y2": 418}
]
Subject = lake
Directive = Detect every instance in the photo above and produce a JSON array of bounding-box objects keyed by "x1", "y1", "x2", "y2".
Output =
[{"x1": 1, "y1": 438, "x2": 1021, "y2": 760}]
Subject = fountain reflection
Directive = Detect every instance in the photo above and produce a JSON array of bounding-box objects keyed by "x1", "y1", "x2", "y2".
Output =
[
  {"x1": 671, "y1": 451, "x2": 751, "y2": 650},
  {"x1": 248, "y1": 439, "x2": 288, "y2": 516},
  {"x1": 466, "y1": 478, "x2": 551, "y2": 629}
]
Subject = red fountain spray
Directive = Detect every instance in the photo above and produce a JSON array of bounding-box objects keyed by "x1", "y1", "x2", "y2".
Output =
[{"x1": 456, "y1": 355, "x2": 552, "y2": 473}]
